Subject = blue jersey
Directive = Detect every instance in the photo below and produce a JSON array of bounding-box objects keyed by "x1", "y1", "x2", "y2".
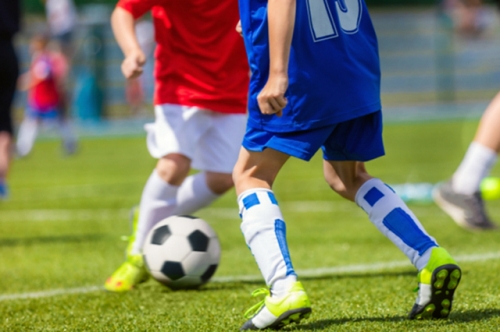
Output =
[{"x1": 239, "y1": 0, "x2": 381, "y2": 132}]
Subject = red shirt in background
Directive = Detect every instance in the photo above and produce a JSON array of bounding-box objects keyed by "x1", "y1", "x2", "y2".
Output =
[
  {"x1": 117, "y1": 0, "x2": 249, "y2": 114},
  {"x1": 28, "y1": 52, "x2": 65, "y2": 112}
]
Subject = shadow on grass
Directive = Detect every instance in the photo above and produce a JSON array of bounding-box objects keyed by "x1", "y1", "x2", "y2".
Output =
[
  {"x1": 0, "y1": 233, "x2": 106, "y2": 247},
  {"x1": 283, "y1": 308, "x2": 500, "y2": 330},
  {"x1": 451, "y1": 308, "x2": 500, "y2": 322},
  {"x1": 284, "y1": 316, "x2": 406, "y2": 330}
]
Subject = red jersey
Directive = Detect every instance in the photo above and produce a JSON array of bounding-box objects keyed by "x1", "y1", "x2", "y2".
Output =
[
  {"x1": 117, "y1": 0, "x2": 249, "y2": 114},
  {"x1": 28, "y1": 52, "x2": 62, "y2": 111}
]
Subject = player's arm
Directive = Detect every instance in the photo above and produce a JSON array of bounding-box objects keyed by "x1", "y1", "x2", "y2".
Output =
[
  {"x1": 257, "y1": 0, "x2": 296, "y2": 117},
  {"x1": 111, "y1": 6, "x2": 146, "y2": 79}
]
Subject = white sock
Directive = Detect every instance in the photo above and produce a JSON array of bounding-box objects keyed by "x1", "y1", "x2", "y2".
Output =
[
  {"x1": 239, "y1": 188, "x2": 297, "y2": 297},
  {"x1": 16, "y1": 118, "x2": 38, "y2": 157},
  {"x1": 131, "y1": 170, "x2": 179, "y2": 254},
  {"x1": 173, "y1": 172, "x2": 220, "y2": 216},
  {"x1": 452, "y1": 142, "x2": 497, "y2": 195},
  {"x1": 355, "y1": 178, "x2": 438, "y2": 270}
]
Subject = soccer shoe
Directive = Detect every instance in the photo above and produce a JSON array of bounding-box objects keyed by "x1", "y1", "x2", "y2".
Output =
[
  {"x1": 433, "y1": 180, "x2": 497, "y2": 230},
  {"x1": 409, "y1": 247, "x2": 461, "y2": 320},
  {"x1": 123, "y1": 206, "x2": 141, "y2": 256},
  {"x1": 104, "y1": 254, "x2": 149, "y2": 292},
  {"x1": 104, "y1": 207, "x2": 148, "y2": 292},
  {"x1": 240, "y1": 281, "x2": 311, "y2": 330}
]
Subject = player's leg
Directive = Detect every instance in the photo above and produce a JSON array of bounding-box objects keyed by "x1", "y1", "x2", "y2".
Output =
[
  {"x1": 0, "y1": 37, "x2": 18, "y2": 199},
  {"x1": 173, "y1": 112, "x2": 246, "y2": 215},
  {"x1": 322, "y1": 112, "x2": 461, "y2": 319},
  {"x1": 0, "y1": 131, "x2": 11, "y2": 199},
  {"x1": 16, "y1": 114, "x2": 39, "y2": 157},
  {"x1": 57, "y1": 111, "x2": 78, "y2": 155},
  {"x1": 434, "y1": 91, "x2": 500, "y2": 230},
  {"x1": 235, "y1": 147, "x2": 311, "y2": 330},
  {"x1": 105, "y1": 104, "x2": 215, "y2": 292}
]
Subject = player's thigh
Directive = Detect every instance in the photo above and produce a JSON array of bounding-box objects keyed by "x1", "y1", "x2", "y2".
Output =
[
  {"x1": 193, "y1": 113, "x2": 246, "y2": 174},
  {"x1": 145, "y1": 104, "x2": 211, "y2": 160}
]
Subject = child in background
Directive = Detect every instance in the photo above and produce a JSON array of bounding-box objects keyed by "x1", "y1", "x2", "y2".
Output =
[{"x1": 16, "y1": 33, "x2": 77, "y2": 157}]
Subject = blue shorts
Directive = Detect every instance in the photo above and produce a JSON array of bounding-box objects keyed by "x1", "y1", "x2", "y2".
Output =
[
  {"x1": 26, "y1": 107, "x2": 59, "y2": 120},
  {"x1": 242, "y1": 111, "x2": 385, "y2": 161}
]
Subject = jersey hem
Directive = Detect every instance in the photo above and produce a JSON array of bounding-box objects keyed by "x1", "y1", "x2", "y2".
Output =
[{"x1": 246, "y1": 102, "x2": 382, "y2": 132}]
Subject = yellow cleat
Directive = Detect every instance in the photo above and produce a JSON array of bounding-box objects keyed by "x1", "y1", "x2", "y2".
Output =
[{"x1": 104, "y1": 254, "x2": 149, "y2": 292}]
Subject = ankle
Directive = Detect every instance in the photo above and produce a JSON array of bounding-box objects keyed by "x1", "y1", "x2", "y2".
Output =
[{"x1": 271, "y1": 275, "x2": 297, "y2": 297}]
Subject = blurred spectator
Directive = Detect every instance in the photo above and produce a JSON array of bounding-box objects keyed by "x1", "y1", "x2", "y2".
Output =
[
  {"x1": 16, "y1": 33, "x2": 77, "y2": 157},
  {"x1": 440, "y1": 0, "x2": 489, "y2": 36},
  {"x1": 0, "y1": 0, "x2": 21, "y2": 199},
  {"x1": 41, "y1": 0, "x2": 78, "y2": 59},
  {"x1": 125, "y1": 18, "x2": 155, "y2": 116}
]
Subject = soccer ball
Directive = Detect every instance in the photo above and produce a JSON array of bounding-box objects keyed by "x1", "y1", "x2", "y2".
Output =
[{"x1": 143, "y1": 215, "x2": 221, "y2": 290}]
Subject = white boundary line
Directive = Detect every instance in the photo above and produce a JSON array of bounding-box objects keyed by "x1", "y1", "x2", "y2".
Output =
[{"x1": 1, "y1": 251, "x2": 500, "y2": 302}]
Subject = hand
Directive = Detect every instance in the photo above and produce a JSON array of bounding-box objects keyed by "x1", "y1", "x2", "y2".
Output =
[
  {"x1": 236, "y1": 20, "x2": 242, "y2": 36},
  {"x1": 121, "y1": 49, "x2": 146, "y2": 79},
  {"x1": 257, "y1": 72, "x2": 288, "y2": 117}
]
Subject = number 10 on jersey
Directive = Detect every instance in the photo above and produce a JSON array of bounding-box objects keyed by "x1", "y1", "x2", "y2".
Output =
[{"x1": 305, "y1": 0, "x2": 362, "y2": 42}]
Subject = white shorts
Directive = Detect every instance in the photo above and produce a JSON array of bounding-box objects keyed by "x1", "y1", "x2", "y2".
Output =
[{"x1": 145, "y1": 104, "x2": 247, "y2": 173}]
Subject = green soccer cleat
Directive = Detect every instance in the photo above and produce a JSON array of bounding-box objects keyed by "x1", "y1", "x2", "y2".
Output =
[
  {"x1": 409, "y1": 247, "x2": 461, "y2": 320},
  {"x1": 104, "y1": 254, "x2": 149, "y2": 292},
  {"x1": 104, "y1": 206, "x2": 149, "y2": 292},
  {"x1": 240, "y1": 281, "x2": 312, "y2": 330}
]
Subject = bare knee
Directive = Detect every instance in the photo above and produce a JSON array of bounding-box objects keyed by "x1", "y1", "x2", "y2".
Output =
[
  {"x1": 206, "y1": 172, "x2": 234, "y2": 195},
  {"x1": 156, "y1": 154, "x2": 191, "y2": 186}
]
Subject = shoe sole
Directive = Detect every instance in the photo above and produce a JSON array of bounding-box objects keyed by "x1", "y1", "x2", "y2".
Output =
[
  {"x1": 269, "y1": 307, "x2": 312, "y2": 330},
  {"x1": 433, "y1": 188, "x2": 494, "y2": 231},
  {"x1": 410, "y1": 264, "x2": 461, "y2": 320}
]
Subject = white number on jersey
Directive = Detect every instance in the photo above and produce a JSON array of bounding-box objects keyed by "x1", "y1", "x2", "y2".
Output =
[{"x1": 305, "y1": 0, "x2": 362, "y2": 42}]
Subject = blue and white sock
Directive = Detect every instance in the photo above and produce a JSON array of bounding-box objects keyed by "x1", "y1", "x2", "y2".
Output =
[
  {"x1": 239, "y1": 188, "x2": 297, "y2": 297},
  {"x1": 355, "y1": 178, "x2": 438, "y2": 270}
]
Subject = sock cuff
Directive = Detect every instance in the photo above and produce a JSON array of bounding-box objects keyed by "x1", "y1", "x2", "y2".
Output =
[
  {"x1": 355, "y1": 178, "x2": 386, "y2": 209},
  {"x1": 470, "y1": 141, "x2": 497, "y2": 160},
  {"x1": 237, "y1": 188, "x2": 278, "y2": 215}
]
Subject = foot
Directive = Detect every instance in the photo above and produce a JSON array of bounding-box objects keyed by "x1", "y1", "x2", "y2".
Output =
[
  {"x1": 62, "y1": 139, "x2": 78, "y2": 155},
  {"x1": 409, "y1": 247, "x2": 461, "y2": 320},
  {"x1": 240, "y1": 281, "x2": 311, "y2": 330},
  {"x1": 433, "y1": 180, "x2": 497, "y2": 230},
  {"x1": 104, "y1": 254, "x2": 149, "y2": 292},
  {"x1": 105, "y1": 206, "x2": 148, "y2": 292}
]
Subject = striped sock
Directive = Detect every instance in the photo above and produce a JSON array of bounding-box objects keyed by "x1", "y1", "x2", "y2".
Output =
[
  {"x1": 356, "y1": 178, "x2": 438, "y2": 270},
  {"x1": 238, "y1": 188, "x2": 297, "y2": 296}
]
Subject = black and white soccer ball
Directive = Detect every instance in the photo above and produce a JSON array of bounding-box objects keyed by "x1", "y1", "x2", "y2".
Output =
[{"x1": 143, "y1": 215, "x2": 221, "y2": 290}]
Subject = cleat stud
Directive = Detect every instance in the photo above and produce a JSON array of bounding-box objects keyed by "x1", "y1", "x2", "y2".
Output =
[
  {"x1": 447, "y1": 269, "x2": 461, "y2": 289},
  {"x1": 435, "y1": 290, "x2": 442, "y2": 295},
  {"x1": 441, "y1": 309, "x2": 449, "y2": 317}
]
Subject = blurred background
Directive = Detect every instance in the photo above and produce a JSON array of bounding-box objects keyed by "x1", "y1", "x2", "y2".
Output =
[{"x1": 13, "y1": 0, "x2": 500, "y2": 137}]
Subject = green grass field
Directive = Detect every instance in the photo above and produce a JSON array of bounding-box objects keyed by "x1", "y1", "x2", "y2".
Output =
[{"x1": 2, "y1": 119, "x2": 500, "y2": 331}]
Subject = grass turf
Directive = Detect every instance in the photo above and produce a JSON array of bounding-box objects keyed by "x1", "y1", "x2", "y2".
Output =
[{"x1": 1, "y1": 119, "x2": 500, "y2": 331}]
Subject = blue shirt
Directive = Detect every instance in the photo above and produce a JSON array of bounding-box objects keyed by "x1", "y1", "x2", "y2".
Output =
[{"x1": 239, "y1": 0, "x2": 381, "y2": 132}]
